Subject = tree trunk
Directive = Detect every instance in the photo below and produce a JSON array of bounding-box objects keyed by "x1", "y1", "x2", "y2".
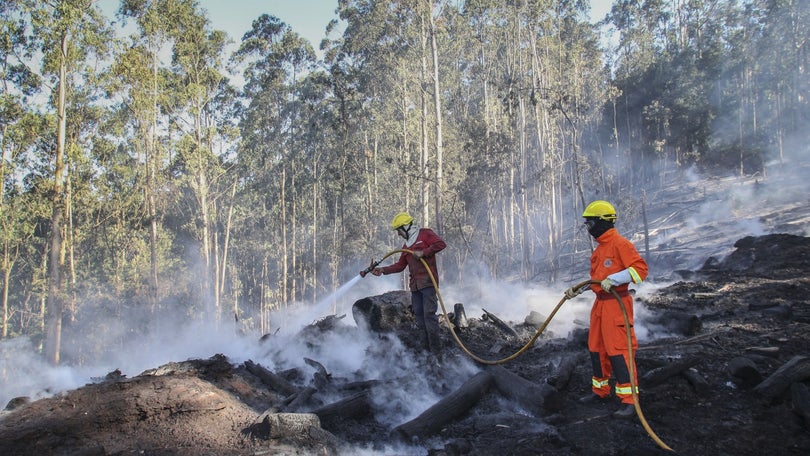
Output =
[
  {"x1": 2, "y1": 249, "x2": 15, "y2": 338},
  {"x1": 281, "y1": 167, "x2": 287, "y2": 306},
  {"x1": 428, "y1": 1, "x2": 443, "y2": 230},
  {"x1": 148, "y1": 47, "x2": 159, "y2": 313},
  {"x1": 45, "y1": 31, "x2": 70, "y2": 365},
  {"x1": 419, "y1": 12, "x2": 430, "y2": 224},
  {"x1": 222, "y1": 180, "x2": 236, "y2": 316}
]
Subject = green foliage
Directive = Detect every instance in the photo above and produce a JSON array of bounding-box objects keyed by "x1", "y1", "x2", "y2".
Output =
[{"x1": 1, "y1": 0, "x2": 807, "y2": 354}]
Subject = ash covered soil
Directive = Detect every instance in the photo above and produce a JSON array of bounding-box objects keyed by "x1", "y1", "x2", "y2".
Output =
[{"x1": 2, "y1": 233, "x2": 810, "y2": 456}]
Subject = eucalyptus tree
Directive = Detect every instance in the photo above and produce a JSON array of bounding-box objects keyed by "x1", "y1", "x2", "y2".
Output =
[
  {"x1": 231, "y1": 14, "x2": 318, "y2": 314},
  {"x1": 447, "y1": 0, "x2": 515, "y2": 277},
  {"x1": 605, "y1": 0, "x2": 671, "y2": 179},
  {"x1": 514, "y1": 0, "x2": 607, "y2": 280},
  {"x1": 744, "y1": 0, "x2": 810, "y2": 168},
  {"x1": 159, "y1": 0, "x2": 232, "y2": 320},
  {"x1": 0, "y1": 0, "x2": 51, "y2": 336},
  {"x1": 22, "y1": 0, "x2": 113, "y2": 364},
  {"x1": 424, "y1": 0, "x2": 447, "y2": 231},
  {"x1": 116, "y1": 0, "x2": 180, "y2": 311},
  {"x1": 0, "y1": 115, "x2": 49, "y2": 338},
  {"x1": 447, "y1": 1, "x2": 602, "y2": 280},
  {"x1": 0, "y1": 0, "x2": 40, "y2": 338}
]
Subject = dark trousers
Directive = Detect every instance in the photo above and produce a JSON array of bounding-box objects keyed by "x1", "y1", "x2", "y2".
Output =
[{"x1": 411, "y1": 287, "x2": 441, "y2": 353}]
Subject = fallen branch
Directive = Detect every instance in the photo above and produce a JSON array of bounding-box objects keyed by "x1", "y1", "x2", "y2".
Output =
[{"x1": 638, "y1": 330, "x2": 728, "y2": 351}]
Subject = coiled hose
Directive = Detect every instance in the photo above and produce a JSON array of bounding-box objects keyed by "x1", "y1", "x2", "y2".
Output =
[{"x1": 375, "y1": 248, "x2": 673, "y2": 452}]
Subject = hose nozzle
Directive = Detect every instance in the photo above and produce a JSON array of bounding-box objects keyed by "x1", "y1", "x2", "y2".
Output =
[{"x1": 359, "y1": 258, "x2": 381, "y2": 278}]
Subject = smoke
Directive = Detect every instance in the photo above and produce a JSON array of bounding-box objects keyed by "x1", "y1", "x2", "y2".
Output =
[
  {"x1": 2, "y1": 151, "x2": 807, "y2": 448},
  {"x1": 0, "y1": 337, "x2": 89, "y2": 405}
]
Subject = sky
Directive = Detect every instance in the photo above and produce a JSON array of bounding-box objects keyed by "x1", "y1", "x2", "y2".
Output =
[
  {"x1": 199, "y1": 0, "x2": 341, "y2": 51},
  {"x1": 97, "y1": 0, "x2": 341, "y2": 54},
  {"x1": 99, "y1": 0, "x2": 614, "y2": 58}
]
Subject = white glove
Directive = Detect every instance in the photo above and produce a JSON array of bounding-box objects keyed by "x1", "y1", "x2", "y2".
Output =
[{"x1": 600, "y1": 278, "x2": 613, "y2": 291}]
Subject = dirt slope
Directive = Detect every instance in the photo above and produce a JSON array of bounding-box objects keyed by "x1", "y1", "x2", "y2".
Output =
[{"x1": 1, "y1": 233, "x2": 809, "y2": 455}]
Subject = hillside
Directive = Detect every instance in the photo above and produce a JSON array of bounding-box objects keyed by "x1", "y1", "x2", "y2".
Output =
[{"x1": 1, "y1": 162, "x2": 809, "y2": 455}]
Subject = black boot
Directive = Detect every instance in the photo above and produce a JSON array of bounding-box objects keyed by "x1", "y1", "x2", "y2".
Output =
[
  {"x1": 578, "y1": 394, "x2": 609, "y2": 404},
  {"x1": 613, "y1": 403, "x2": 635, "y2": 418}
]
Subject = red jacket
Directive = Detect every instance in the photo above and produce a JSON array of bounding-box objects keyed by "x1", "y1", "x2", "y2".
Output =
[
  {"x1": 589, "y1": 228, "x2": 648, "y2": 294},
  {"x1": 382, "y1": 228, "x2": 446, "y2": 291}
]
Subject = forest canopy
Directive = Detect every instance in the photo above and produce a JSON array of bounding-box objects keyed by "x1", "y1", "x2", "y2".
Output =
[{"x1": 0, "y1": 0, "x2": 807, "y2": 364}]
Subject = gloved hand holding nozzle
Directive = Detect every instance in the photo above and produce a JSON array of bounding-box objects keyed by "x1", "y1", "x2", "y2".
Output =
[
  {"x1": 359, "y1": 258, "x2": 382, "y2": 278},
  {"x1": 565, "y1": 285, "x2": 585, "y2": 299}
]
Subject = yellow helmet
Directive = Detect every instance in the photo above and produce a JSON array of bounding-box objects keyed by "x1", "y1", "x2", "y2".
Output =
[
  {"x1": 582, "y1": 200, "x2": 617, "y2": 222},
  {"x1": 390, "y1": 212, "x2": 414, "y2": 230}
]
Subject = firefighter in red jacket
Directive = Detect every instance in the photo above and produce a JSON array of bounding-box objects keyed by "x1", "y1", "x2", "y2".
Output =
[
  {"x1": 565, "y1": 200, "x2": 648, "y2": 419},
  {"x1": 366, "y1": 212, "x2": 447, "y2": 354}
]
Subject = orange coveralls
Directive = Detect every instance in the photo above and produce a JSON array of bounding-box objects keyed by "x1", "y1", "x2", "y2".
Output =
[{"x1": 587, "y1": 228, "x2": 648, "y2": 404}]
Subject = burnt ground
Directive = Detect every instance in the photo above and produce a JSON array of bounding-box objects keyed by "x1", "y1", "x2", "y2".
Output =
[{"x1": 1, "y1": 233, "x2": 810, "y2": 456}]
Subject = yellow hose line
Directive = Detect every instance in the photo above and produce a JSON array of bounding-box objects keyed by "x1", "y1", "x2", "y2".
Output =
[
  {"x1": 377, "y1": 249, "x2": 581, "y2": 365},
  {"x1": 375, "y1": 249, "x2": 674, "y2": 452},
  {"x1": 610, "y1": 287, "x2": 674, "y2": 452}
]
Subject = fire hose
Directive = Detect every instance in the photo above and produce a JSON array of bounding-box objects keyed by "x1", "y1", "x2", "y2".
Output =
[{"x1": 364, "y1": 248, "x2": 673, "y2": 452}]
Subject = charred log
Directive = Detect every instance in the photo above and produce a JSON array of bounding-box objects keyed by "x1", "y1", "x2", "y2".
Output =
[
  {"x1": 310, "y1": 391, "x2": 373, "y2": 430},
  {"x1": 727, "y1": 356, "x2": 763, "y2": 388},
  {"x1": 453, "y1": 303, "x2": 469, "y2": 329},
  {"x1": 283, "y1": 386, "x2": 318, "y2": 412},
  {"x1": 305, "y1": 358, "x2": 332, "y2": 390},
  {"x1": 548, "y1": 352, "x2": 585, "y2": 390},
  {"x1": 394, "y1": 371, "x2": 494, "y2": 440},
  {"x1": 791, "y1": 383, "x2": 810, "y2": 430},
  {"x1": 249, "y1": 412, "x2": 321, "y2": 440},
  {"x1": 641, "y1": 356, "x2": 701, "y2": 388},
  {"x1": 341, "y1": 380, "x2": 382, "y2": 392},
  {"x1": 487, "y1": 365, "x2": 561, "y2": 415},
  {"x1": 682, "y1": 367, "x2": 710, "y2": 394},
  {"x1": 754, "y1": 355, "x2": 810, "y2": 399},
  {"x1": 141, "y1": 354, "x2": 232, "y2": 379},
  {"x1": 244, "y1": 360, "x2": 299, "y2": 396},
  {"x1": 352, "y1": 290, "x2": 413, "y2": 331},
  {"x1": 481, "y1": 309, "x2": 519, "y2": 339}
]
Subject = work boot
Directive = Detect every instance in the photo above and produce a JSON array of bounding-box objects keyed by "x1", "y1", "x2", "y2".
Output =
[
  {"x1": 613, "y1": 403, "x2": 635, "y2": 419},
  {"x1": 578, "y1": 394, "x2": 608, "y2": 404}
]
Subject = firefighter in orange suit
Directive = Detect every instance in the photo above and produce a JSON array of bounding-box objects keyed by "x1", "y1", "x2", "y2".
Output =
[{"x1": 565, "y1": 200, "x2": 648, "y2": 419}]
